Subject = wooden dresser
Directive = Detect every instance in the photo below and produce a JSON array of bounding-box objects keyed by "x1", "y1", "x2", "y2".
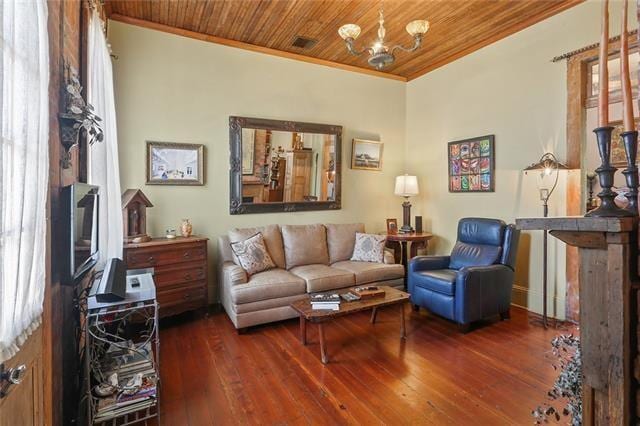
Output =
[{"x1": 123, "y1": 236, "x2": 209, "y2": 318}]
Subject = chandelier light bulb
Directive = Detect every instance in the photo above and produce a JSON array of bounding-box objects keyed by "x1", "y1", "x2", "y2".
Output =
[
  {"x1": 338, "y1": 24, "x2": 361, "y2": 40},
  {"x1": 406, "y1": 20, "x2": 430, "y2": 37}
]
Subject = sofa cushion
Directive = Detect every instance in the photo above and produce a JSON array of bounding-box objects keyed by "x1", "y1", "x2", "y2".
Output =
[
  {"x1": 289, "y1": 264, "x2": 354, "y2": 293},
  {"x1": 351, "y1": 233, "x2": 386, "y2": 263},
  {"x1": 325, "y1": 223, "x2": 365, "y2": 264},
  {"x1": 411, "y1": 269, "x2": 457, "y2": 296},
  {"x1": 281, "y1": 224, "x2": 329, "y2": 269},
  {"x1": 230, "y1": 268, "x2": 306, "y2": 305},
  {"x1": 230, "y1": 233, "x2": 276, "y2": 276},
  {"x1": 229, "y1": 224, "x2": 285, "y2": 269},
  {"x1": 332, "y1": 260, "x2": 404, "y2": 285},
  {"x1": 449, "y1": 241, "x2": 502, "y2": 270}
]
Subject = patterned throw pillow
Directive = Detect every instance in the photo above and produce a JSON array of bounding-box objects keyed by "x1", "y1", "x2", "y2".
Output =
[
  {"x1": 351, "y1": 233, "x2": 386, "y2": 263},
  {"x1": 230, "y1": 233, "x2": 276, "y2": 276}
]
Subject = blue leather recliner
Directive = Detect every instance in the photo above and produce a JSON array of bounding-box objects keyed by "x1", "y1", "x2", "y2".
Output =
[{"x1": 407, "y1": 218, "x2": 520, "y2": 332}]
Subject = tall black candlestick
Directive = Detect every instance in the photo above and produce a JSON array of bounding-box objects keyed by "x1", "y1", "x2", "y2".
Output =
[{"x1": 586, "y1": 127, "x2": 634, "y2": 217}]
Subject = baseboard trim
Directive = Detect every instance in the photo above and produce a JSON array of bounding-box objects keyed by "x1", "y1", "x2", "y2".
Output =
[{"x1": 511, "y1": 284, "x2": 566, "y2": 320}]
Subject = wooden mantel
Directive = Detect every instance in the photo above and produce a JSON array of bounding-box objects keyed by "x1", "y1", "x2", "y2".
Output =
[{"x1": 516, "y1": 216, "x2": 638, "y2": 424}]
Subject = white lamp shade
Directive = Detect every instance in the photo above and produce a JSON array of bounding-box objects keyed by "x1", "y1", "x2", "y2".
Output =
[{"x1": 394, "y1": 174, "x2": 419, "y2": 197}]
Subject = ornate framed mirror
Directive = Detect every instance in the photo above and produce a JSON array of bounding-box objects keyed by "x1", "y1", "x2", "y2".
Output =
[{"x1": 229, "y1": 116, "x2": 342, "y2": 214}]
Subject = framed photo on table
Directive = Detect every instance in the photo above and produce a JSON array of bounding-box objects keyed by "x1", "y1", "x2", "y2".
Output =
[
  {"x1": 146, "y1": 141, "x2": 205, "y2": 185},
  {"x1": 386, "y1": 218, "x2": 398, "y2": 234},
  {"x1": 448, "y1": 135, "x2": 495, "y2": 192}
]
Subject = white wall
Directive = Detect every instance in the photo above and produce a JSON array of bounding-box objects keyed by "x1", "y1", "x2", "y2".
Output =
[
  {"x1": 110, "y1": 0, "x2": 627, "y2": 314},
  {"x1": 405, "y1": 0, "x2": 626, "y2": 319},
  {"x1": 109, "y1": 21, "x2": 407, "y2": 301}
]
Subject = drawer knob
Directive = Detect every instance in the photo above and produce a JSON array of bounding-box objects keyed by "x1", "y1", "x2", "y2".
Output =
[
  {"x1": 184, "y1": 273, "x2": 192, "y2": 280},
  {"x1": 183, "y1": 252, "x2": 191, "y2": 258},
  {"x1": 147, "y1": 256, "x2": 156, "y2": 263},
  {"x1": 183, "y1": 293, "x2": 191, "y2": 300}
]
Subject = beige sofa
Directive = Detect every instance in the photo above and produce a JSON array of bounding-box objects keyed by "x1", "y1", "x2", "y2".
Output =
[{"x1": 217, "y1": 223, "x2": 405, "y2": 329}]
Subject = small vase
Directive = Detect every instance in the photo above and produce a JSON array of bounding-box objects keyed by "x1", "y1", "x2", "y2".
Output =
[{"x1": 180, "y1": 219, "x2": 193, "y2": 238}]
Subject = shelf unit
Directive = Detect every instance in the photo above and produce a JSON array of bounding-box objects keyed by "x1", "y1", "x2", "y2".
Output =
[{"x1": 84, "y1": 272, "x2": 160, "y2": 425}]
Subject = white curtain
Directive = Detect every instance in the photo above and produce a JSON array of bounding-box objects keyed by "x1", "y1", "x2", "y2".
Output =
[
  {"x1": 88, "y1": 10, "x2": 123, "y2": 266},
  {"x1": 0, "y1": 0, "x2": 49, "y2": 362}
]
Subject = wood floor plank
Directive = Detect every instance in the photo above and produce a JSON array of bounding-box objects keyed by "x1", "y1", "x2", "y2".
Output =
[
  {"x1": 157, "y1": 306, "x2": 574, "y2": 425},
  {"x1": 330, "y1": 308, "x2": 515, "y2": 425},
  {"x1": 251, "y1": 331, "x2": 352, "y2": 425}
]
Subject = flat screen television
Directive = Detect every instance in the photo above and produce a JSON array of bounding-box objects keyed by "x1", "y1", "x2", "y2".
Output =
[{"x1": 62, "y1": 183, "x2": 99, "y2": 283}]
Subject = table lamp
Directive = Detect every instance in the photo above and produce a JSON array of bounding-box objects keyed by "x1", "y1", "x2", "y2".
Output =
[{"x1": 394, "y1": 174, "x2": 419, "y2": 233}]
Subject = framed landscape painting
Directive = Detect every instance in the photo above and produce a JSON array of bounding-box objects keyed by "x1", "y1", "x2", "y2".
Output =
[
  {"x1": 351, "y1": 139, "x2": 383, "y2": 171},
  {"x1": 448, "y1": 135, "x2": 494, "y2": 192},
  {"x1": 146, "y1": 141, "x2": 205, "y2": 185}
]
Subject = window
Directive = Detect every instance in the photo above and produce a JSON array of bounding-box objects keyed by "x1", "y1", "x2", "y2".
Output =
[
  {"x1": 0, "y1": 0, "x2": 49, "y2": 362},
  {"x1": 587, "y1": 49, "x2": 639, "y2": 107}
]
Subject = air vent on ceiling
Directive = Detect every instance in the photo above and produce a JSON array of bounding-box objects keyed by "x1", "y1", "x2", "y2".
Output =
[{"x1": 292, "y1": 36, "x2": 318, "y2": 49}]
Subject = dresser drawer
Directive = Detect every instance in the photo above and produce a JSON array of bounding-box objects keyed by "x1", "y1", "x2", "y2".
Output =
[
  {"x1": 153, "y1": 261, "x2": 207, "y2": 289},
  {"x1": 126, "y1": 243, "x2": 206, "y2": 269},
  {"x1": 157, "y1": 282, "x2": 207, "y2": 317}
]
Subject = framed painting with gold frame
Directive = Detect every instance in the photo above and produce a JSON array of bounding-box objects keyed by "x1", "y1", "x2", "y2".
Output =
[
  {"x1": 610, "y1": 119, "x2": 640, "y2": 167},
  {"x1": 146, "y1": 141, "x2": 205, "y2": 185},
  {"x1": 351, "y1": 139, "x2": 383, "y2": 171}
]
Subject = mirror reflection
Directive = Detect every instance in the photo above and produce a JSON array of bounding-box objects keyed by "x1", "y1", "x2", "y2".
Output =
[{"x1": 241, "y1": 129, "x2": 337, "y2": 204}]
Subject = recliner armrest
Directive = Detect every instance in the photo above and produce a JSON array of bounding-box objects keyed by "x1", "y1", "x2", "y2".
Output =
[
  {"x1": 408, "y1": 255, "x2": 451, "y2": 273},
  {"x1": 455, "y1": 264, "x2": 514, "y2": 324},
  {"x1": 222, "y1": 261, "x2": 248, "y2": 286}
]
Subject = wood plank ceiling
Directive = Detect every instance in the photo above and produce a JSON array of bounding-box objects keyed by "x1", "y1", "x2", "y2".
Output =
[{"x1": 107, "y1": 0, "x2": 583, "y2": 81}]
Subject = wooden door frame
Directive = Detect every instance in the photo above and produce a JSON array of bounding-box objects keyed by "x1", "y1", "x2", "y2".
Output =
[{"x1": 564, "y1": 34, "x2": 638, "y2": 321}]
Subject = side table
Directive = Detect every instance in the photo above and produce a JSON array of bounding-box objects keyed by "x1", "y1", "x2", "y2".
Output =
[{"x1": 385, "y1": 232, "x2": 433, "y2": 270}]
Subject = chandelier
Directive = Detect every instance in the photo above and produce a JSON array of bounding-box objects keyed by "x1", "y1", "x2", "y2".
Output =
[{"x1": 338, "y1": 6, "x2": 429, "y2": 70}]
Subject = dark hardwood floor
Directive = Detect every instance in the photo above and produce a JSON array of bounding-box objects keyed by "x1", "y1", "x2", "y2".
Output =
[{"x1": 157, "y1": 305, "x2": 575, "y2": 425}]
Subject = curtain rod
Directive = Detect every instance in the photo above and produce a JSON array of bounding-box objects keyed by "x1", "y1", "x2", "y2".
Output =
[{"x1": 552, "y1": 29, "x2": 638, "y2": 62}]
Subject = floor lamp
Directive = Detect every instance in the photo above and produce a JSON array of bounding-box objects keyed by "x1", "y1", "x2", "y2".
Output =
[{"x1": 524, "y1": 153, "x2": 569, "y2": 328}]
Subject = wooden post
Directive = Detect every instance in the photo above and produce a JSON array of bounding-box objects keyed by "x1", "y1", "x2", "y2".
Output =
[{"x1": 516, "y1": 217, "x2": 638, "y2": 424}]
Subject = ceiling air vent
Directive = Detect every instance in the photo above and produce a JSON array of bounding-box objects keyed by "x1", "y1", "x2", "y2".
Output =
[{"x1": 292, "y1": 36, "x2": 318, "y2": 49}]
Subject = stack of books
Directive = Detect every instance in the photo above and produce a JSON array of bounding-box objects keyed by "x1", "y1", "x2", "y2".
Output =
[
  {"x1": 94, "y1": 374, "x2": 157, "y2": 422},
  {"x1": 310, "y1": 293, "x2": 341, "y2": 310},
  {"x1": 93, "y1": 341, "x2": 158, "y2": 423}
]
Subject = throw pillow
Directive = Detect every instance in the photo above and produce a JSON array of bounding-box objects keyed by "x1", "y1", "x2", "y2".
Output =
[
  {"x1": 230, "y1": 233, "x2": 276, "y2": 276},
  {"x1": 351, "y1": 233, "x2": 386, "y2": 263},
  {"x1": 325, "y1": 223, "x2": 365, "y2": 264},
  {"x1": 281, "y1": 224, "x2": 330, "y2": 269}
]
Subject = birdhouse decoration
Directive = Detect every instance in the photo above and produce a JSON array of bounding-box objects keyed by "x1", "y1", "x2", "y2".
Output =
[{"x1": 121, "y1": 189, "x2": 153, "y2": 243}]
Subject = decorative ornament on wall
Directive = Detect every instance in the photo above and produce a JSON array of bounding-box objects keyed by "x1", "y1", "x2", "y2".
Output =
[
  {"x1": 448, "y1": 135, "x2": 495, "y2": 193},
  {"x1": 58, "y1": 62, "x2": 104, "y2": 169}
]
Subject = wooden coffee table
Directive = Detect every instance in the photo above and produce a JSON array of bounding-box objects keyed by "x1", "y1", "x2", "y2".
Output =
[{"x1": 290, "y1": 286, "x2": 410, "y2": 364}]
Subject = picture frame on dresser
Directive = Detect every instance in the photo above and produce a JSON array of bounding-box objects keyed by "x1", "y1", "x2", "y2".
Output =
[{"x1": 123, "y1": 236, "x2": 209, "y2": 318}]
